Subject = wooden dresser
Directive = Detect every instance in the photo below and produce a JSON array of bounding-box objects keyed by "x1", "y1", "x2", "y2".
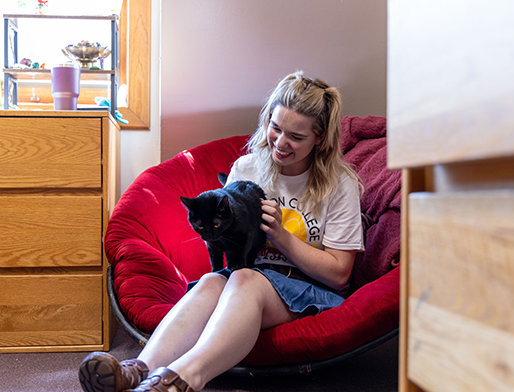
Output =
[
  {"x1": 0, "y1": 110, "x2": 120, "y2": 353},
  {"x1": 388, "y1": 1, "x2": 514, "y2": 391}
]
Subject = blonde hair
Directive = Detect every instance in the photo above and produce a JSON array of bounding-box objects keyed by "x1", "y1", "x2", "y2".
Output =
[{"x1": 247, "y1": 71, "x2": 362, "y2": 216}]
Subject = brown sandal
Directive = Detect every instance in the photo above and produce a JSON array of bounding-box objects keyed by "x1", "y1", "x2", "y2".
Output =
[
  {"x1": 79, "y1": 352, "x2": 149, "y2": 392},
  {"x1": 125, "y1": 367, "x2": 197, "y2": 392}
]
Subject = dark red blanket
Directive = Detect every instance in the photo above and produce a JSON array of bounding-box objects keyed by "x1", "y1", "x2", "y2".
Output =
[{"x1": 341, "y1": 116, "x2": 401, "y2": 294}]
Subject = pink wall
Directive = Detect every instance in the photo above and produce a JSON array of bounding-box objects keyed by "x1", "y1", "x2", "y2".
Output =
[{"x1": 160, "y1": 0, "x2": 386, "y2": 161}]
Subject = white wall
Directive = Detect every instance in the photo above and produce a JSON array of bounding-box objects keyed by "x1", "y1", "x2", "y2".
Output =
[
  {"x1": 160, "y1": 0, "x2": 387, "y2": 161},
  {"x1": 119, "y1": 0, "x2": 161, "y2": 193}
]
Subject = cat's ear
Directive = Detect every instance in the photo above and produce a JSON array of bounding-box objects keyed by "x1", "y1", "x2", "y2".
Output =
[
  {"x1": 218, "y1": 172, "x2": 228, "y2": 186},
  {"x1": 218, "y1": 195, "x2": 229, "y2": 212},
  {"x1": 180, "y1": 196, "x2": 195, "y2": 210}
]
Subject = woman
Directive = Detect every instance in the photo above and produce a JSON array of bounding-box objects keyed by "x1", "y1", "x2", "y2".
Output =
[{"x1": 79, "y1": 71, "x2": 364, "y2": 392}]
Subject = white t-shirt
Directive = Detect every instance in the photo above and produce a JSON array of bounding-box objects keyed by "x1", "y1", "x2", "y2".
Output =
[{"x1": 226, "y1": 154, "x2": 364, "y2": 267}]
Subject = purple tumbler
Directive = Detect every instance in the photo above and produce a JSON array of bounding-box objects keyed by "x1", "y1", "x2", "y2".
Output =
[{"x1": 51, "y1": 63, "x2": 81, "y2": 110}]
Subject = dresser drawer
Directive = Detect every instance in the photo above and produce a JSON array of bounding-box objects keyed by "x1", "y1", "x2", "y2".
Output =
[
  {"x1": 0, "y1": 273, "x2": 103, "y2": 350},
  {"x1": 0, "y1": 195, "x2": 102, "y2": 268},
  {"x1": 407, "y1": 191, "x2": 514, "y2": 391},
  {"x1": 0, "y1": 117, "x2": 101, "y2": 188}
]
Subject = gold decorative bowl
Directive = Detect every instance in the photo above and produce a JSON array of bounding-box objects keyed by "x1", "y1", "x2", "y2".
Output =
[{"x1": 62, "y1": 43, "x2": 111, "y2": 69}]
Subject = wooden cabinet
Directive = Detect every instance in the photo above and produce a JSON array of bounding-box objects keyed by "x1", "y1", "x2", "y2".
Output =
[
  {"x1": 388, "y1": 1, "x2": 514, "y2": 391},
  {"x1": 0, "y1": 110, "x2": 120, "y2": 352}
]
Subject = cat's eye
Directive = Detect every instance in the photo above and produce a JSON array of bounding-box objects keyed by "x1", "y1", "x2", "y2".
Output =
[
  {"x1": 214, "y1": 223, "x2": 220, "y2": 228},
  {"x1": 198, "y1": 226, "x2": 204, "y2": 230}
]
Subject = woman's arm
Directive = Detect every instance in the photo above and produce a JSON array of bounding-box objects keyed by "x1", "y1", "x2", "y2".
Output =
[{"x1": 260, "y1": 200, "x2": 356, "y2": 291}]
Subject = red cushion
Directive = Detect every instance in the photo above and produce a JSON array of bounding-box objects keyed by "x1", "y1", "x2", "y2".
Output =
[
  {"x1": 104, "y1": 116, "x2": 401, "y2": 364},
  {"x1": 243, "y1": 265, "x2": 400, "y2": 365}
]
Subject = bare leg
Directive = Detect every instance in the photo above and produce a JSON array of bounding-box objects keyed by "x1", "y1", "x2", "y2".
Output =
[
  {"x1": 137, "y1": 273, "x2": 227, "y2": 371},
  {"x1": 168, "y1": 269, "x2": 299, "y2": 391}
]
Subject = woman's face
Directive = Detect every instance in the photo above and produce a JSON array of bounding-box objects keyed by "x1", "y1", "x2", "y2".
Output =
[{"x1": 267, "y1": 105, "x2": 322, "y2": 176}]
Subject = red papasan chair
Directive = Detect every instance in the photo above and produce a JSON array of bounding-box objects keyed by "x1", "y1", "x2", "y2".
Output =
[{"x1": 105, "y1": 115, "x2": 401, "y2": 376}]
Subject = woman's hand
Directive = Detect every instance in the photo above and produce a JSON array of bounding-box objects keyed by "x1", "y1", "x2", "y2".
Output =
[
  {"x1": 259, "y1": 199, "x2": 356, "y2": 290},
  {"x1": 260, "y1": 199, "x2": 286, "y2": 244}
]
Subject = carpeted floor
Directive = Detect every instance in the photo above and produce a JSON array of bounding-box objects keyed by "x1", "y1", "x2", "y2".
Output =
[{"x1": 0, "y1": 327, "x2": 398, "y2": 392}]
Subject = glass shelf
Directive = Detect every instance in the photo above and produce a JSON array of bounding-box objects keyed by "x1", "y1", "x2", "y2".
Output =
[
  {"x1": 3, "y1": 68, "x2": 116, "y2": 90},
  {"x1": 4, "y1": 68, "x2": 115, "y2": 80},
  {"x1": 3, "y1": 14, "x2": 119, "y2": 21}
]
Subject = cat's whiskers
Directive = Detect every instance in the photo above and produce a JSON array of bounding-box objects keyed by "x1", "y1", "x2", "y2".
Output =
[
  {"x1": 216, "y1": 234, "x2": 245, "y2": 251},
  {"x1": 183, "y1": 236, "x2": 204, "y2": 244}
]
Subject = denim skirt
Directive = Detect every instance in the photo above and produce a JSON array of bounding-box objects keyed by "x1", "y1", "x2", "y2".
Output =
[{"x1": 187, "y1": 267, "x2": 345, "y2": 316}]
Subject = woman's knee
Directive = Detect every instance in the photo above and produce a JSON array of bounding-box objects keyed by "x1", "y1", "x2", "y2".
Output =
[
  {"x1": 193, "y1": 272, "x2": 227, "y2": 297},
  {"x1": 227, "y1": 269, "x2": 271, "y2": 295},
  {"x1": 228, "y1": 269, "x2": 296, "y2": 327}
]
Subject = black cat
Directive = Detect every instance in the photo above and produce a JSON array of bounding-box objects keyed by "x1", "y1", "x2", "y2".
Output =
[{"x1": 180, "y1": 173, "x2": 267, "y2": 271}]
